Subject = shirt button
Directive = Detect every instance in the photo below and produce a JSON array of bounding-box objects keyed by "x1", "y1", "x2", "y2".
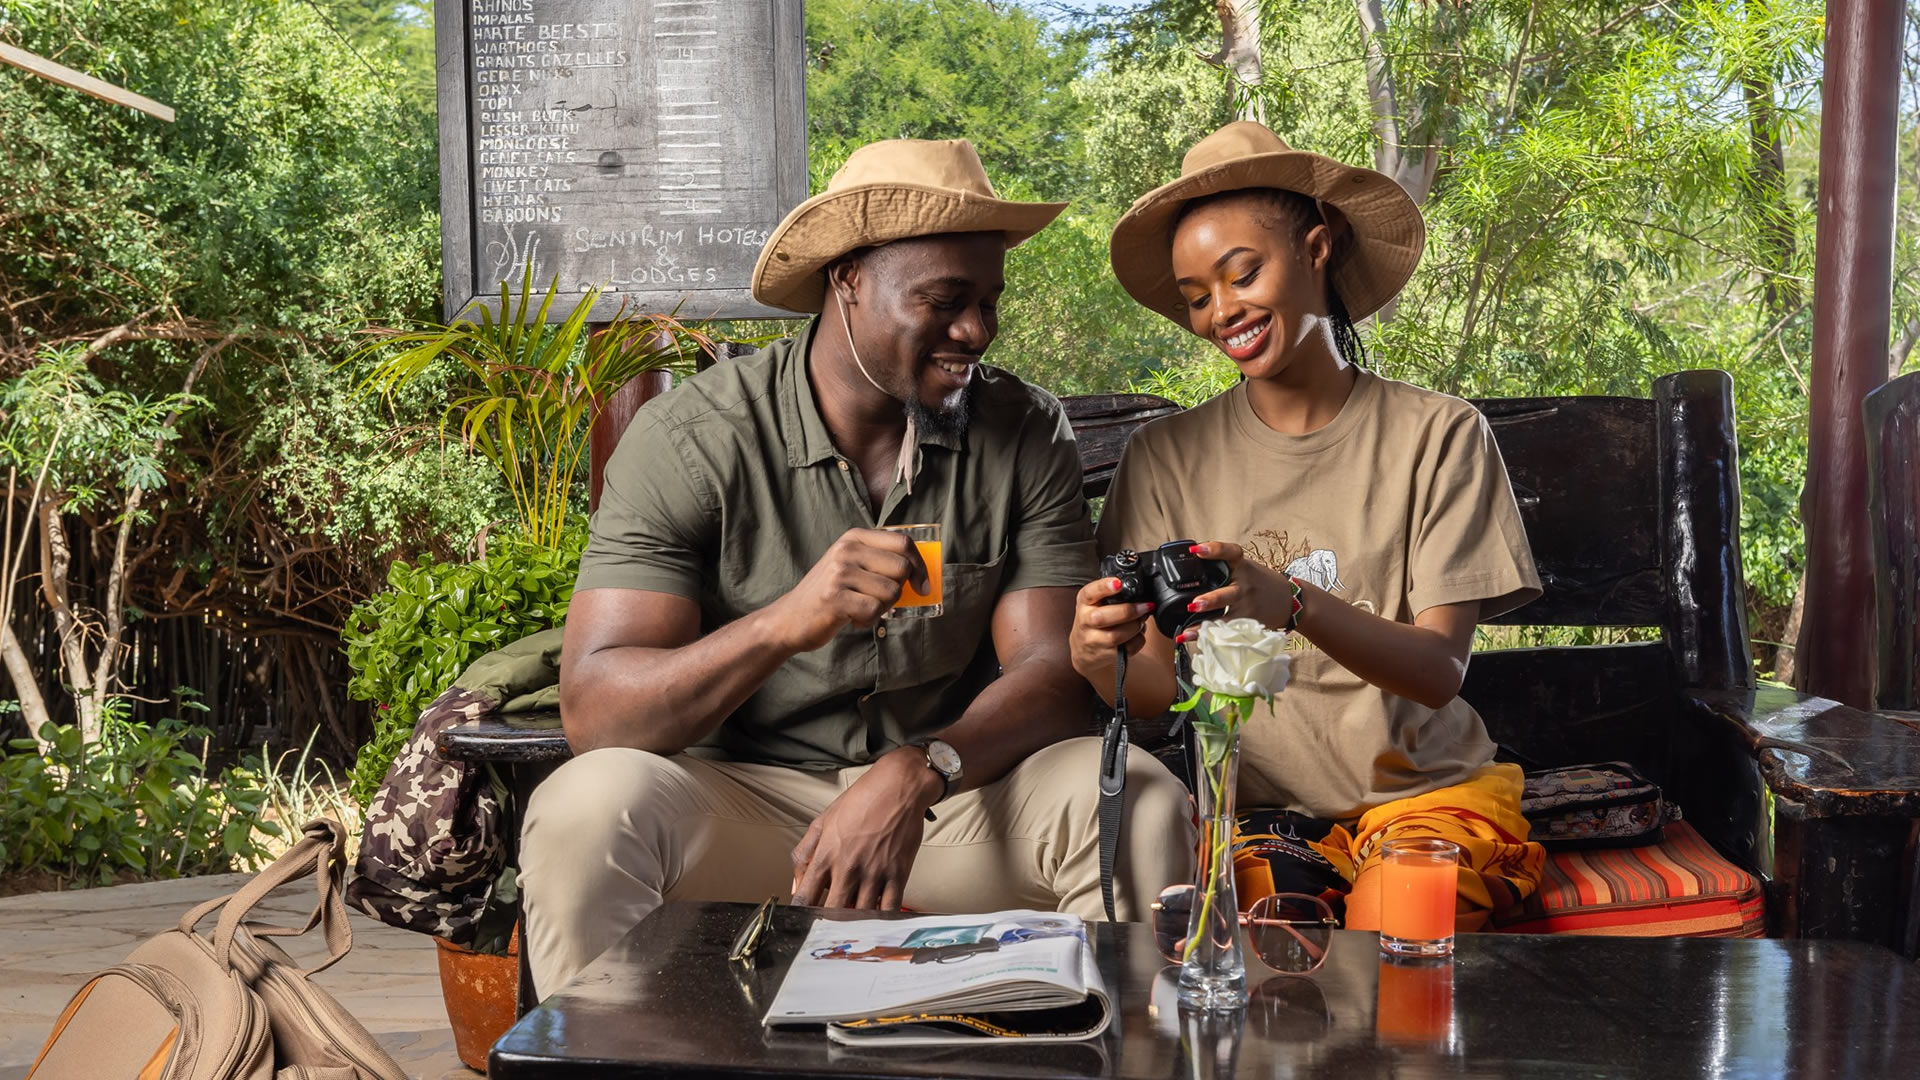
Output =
[
  {"x1": 875, "y1": 625, "x2": 888, "y2": 640},
  {"x1": 838, "y1": 459, "x2": 850, "y2": 472}
]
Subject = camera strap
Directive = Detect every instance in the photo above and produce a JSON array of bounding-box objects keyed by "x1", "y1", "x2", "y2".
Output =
[
  {"x1": 1097, "y1": 642, "x2": 1195, "y2": 923},
  {"x1": 1097, "y1": 646, "x2": 1129, "y2": 923}
]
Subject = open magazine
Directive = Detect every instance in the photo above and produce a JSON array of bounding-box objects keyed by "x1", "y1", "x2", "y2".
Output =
[{"x1": 762, "y1": 910, "x2": 1111, "y2": 1045}]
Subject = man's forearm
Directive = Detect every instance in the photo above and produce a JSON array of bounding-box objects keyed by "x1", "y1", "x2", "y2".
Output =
[
  {"x1": 563, "y1": 607, "x2": 798, "y2": 753},
  {"x1": 934, "y1": 647, "x2": 1091, "y2": 794}
]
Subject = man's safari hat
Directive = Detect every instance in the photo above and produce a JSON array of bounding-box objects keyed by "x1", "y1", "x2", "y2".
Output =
[
  {"x1": 751, "y1": 138, "x2": 1068, "y2": 314},
  {"x1": 1109, "y1": 121, "x2": 1426, "y2": 329}
]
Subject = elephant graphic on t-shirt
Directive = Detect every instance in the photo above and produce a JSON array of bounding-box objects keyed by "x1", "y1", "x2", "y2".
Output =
[{"x1": 1285, "y1": 548, "x2": 1344, "y2": 593}]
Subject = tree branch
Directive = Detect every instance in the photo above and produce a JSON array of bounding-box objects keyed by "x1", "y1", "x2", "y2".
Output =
[
  {"x1": 1354, "y1": 0, "x2": 1404, "y2": 178},
  {"x1": 1893, "y1": 316, "x2": 1920, "y2": 377},
  {"x1": 76, "y1": 306, "x2": 164, "y2": 362},
  {"x1": 88, "y1": 331, "x2": 236, "y2": 721},
  {"x1": 0, "y1": 620, "x2": 54, "y2": 750},
  {"x1": 1198, "y1": 0, "x2": 1265, "y2": 123}
]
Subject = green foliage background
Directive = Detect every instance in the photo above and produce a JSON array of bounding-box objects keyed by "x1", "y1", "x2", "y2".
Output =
[
  {"x1": 342, "y1": 528, "x2": 585, "y2": 804},
  {"x1": 0, "y1": 703, "x2": 278, "y2": 883}
]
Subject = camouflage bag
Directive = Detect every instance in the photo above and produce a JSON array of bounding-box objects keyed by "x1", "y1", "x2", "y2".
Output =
[{"x1": 346, "y1": 628, "x2": 565, "y2": 950}]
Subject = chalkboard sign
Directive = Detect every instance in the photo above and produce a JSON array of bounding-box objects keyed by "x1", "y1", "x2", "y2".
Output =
[{"x1": 437, "y1": 0, "x2": 807, "y2": 321}]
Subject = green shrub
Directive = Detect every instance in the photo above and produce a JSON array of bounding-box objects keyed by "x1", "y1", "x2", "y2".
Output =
[
  {"x1": 342, "y1": 526, "x2": 588, "y2": 807},
  {"x1": 0, "y1": 699, "x2": 278, "y2": 885}
]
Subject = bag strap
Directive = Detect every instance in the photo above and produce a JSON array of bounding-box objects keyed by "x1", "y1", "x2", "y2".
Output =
[
  {"x1": 1098, "y1": 648, "x2": 1129, "y2": 923},
  {"x1": 179, "y1": 819, "x2": 355, "y2": 975}
]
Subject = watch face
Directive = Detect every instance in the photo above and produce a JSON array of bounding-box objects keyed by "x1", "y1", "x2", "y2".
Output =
[{"x1": 926, "y1": 739, "x2": 962, "y2": 778}]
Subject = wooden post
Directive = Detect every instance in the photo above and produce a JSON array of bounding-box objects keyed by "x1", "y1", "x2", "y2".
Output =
[
  {"x1": 1795, "y1": 0, "x2": 1903, "y2": 708},
  {"x1": 588, "y1": 372, "x2": 673, "y2": 511},
  {"x1": 1867, "y1": 373, "x2": 1920, "y2": 710}
]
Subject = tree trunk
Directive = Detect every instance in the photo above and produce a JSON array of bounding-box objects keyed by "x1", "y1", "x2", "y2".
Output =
[
  {"x1": 39, "y1": 502, "x2": 105, "y2": 741},
  {"x1": 1774, "y1": 576, "x2": 1806, "y2": 684},
  {"x1": 1200, "y1": 0, "x2": 1265, "y2": 123},
  {"x1": 1744, "y1": 73, "x2": 1801, "y2": 314},
  {"x1": 1353, "y1": 0, "x2": 1441, "y2": 325},
  {"x1": 0, "y1": 621, "x2": 54, "y2": 750}
]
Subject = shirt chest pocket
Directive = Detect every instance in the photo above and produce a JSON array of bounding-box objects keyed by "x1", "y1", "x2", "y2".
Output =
[{"x1": 899, "y1": 552, "x2": 1006, "y2": 681}]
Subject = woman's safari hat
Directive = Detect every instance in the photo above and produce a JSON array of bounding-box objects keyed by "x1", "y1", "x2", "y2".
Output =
[
  {"x1": 1109, "y1": 121, "x2": 1426, "y2": 328},
  {"x1": 752, "y1": 139, "x2": 1068, "y2": 314}
]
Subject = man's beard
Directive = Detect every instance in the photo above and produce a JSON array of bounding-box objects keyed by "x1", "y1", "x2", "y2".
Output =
[{"x1": 903, "y1": 378, "x2": 974, "y2": 443}]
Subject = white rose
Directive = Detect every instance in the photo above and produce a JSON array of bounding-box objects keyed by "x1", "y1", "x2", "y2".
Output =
[{"x1": 1190, "y1": 617, "x2": 1291, "y2": 699}]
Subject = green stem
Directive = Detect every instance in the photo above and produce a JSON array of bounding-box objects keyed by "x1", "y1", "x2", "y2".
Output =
[{"x1": 1181, "y1": 703, "x2": 1239, "y2": 964}]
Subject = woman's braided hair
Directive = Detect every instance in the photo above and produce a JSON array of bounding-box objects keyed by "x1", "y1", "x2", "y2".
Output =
[{"x1": 1170, "y1": 188, "x2": 1367, "y2": 368}]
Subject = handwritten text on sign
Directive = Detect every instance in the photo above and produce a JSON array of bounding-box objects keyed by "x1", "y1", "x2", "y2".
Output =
[{"x1": 458, "y1": 0, "x2": 798, "y2": 318}]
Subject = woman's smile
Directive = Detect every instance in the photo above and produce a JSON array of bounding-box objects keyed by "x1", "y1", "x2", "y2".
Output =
[{"x1": 1219, "y1": 315, "x2": 1273, "y2": 362}]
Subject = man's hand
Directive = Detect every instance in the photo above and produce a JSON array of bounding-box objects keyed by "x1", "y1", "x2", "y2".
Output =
[
  {"x1": 767, "y1": 529, "x2": 932, "y2": 653},
  {"x1": 790, "y1": 747, "x2": 943, "y2": 910}
]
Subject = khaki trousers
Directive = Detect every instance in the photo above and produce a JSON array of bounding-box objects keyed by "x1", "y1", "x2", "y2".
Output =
[{"x1": 519, "y1": 735, "x2": 1195, "y2": 995}]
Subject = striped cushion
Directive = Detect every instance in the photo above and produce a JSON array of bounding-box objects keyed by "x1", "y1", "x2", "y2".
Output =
[{"x1": 1491, "y1": 821, "x2": 1765, "y2": 937}]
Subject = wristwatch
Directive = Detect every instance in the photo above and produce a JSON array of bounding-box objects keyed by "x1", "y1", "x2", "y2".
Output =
[{"x1": 914, "y1": 738, "x2": 964, "y2": 801}]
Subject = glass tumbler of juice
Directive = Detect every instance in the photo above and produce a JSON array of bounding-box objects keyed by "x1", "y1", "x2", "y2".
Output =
[
  {"x1": 883, "y1": 523, "x2": 943, "y2": 618},
  {"x1": 1378, "y1": 837, "x2": 1460, "y2": 958}
]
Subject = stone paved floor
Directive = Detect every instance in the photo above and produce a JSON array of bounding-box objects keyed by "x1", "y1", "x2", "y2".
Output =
[{"x1": 0, "y1": 874, "x2": 478, "y2": 1079}]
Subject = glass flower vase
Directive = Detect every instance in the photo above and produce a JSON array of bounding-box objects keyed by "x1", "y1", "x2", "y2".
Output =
[{"x1": 1179, "y1": 722, "x2": 1247, "y2": 1010}]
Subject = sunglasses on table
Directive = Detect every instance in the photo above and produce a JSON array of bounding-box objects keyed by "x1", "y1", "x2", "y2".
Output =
[
  {"x1": 1151, "y1": 886, "x2": 1339, "y2": 975},
  {"x1": 729, "y1": 896, "x2": 779, "y2": 963}
]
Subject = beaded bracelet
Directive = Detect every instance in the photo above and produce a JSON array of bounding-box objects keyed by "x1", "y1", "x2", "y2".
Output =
[{"x1": 1285, "y1": 576, "x2": 1304, "y2": 632}]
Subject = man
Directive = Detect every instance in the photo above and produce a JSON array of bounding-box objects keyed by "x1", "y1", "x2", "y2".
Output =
[{"x1": 519, "y1": 138, "x2": 1196, "y2": 995}]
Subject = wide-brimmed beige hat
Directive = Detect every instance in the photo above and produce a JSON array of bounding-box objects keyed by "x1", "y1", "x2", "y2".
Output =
[
  {"x1": 751, "y1": 139, "x2": 1068, "y2": 314},
  {"x1": 1110, "y1": 121, "x2": 1425, "y2": 328}
]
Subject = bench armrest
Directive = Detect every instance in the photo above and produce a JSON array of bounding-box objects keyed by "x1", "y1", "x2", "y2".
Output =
[
  {"x1": 1686, "y1": 687, "x2": 1920, "y2": 818},
  {"x1": 436, "y1": 711, "x2": 572, "y2": 763}
]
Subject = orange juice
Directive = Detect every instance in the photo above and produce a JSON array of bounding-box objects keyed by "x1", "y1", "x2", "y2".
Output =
[
  {"x1": 895, "y1": 540, "x2": 943, "y2": 608},
  {"x1": 1375, "y1": 959, "x2": 1453, "y2": 1045},
  {"x1": 1379, "y1": 858, "x2": 1457, "y2": 944}
]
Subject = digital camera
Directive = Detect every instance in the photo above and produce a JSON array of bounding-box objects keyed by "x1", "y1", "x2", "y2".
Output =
[{"x1": 1100, "y1": 539, "x2": 1232, "y2": 640}]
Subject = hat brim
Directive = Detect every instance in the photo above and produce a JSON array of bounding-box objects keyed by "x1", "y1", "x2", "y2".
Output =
[
  {"x1": 1109, "y1": 151, "x2": 1425, "y2": 329},
  {"x1": 752, "y1": 184, "x2": 1068, "y2": 314}
]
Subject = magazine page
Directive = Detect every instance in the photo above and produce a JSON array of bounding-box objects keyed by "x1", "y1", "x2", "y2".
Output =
[
  {"x1": 825, "y1": 929, "x2": 1112, "y2": 1046},
  {"x1": 762, "y1": 910, "x2": 1096, "y2": 1027}
]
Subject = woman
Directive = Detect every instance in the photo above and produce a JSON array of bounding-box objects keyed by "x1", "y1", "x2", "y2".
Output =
[{"x1": 1072, "y1": 121, "x2": 1545, "y2": 930}]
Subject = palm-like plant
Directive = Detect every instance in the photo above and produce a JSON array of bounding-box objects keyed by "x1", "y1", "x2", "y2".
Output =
[{"x1": 350, "y1": 267, "x2": 716, "y2": 548}]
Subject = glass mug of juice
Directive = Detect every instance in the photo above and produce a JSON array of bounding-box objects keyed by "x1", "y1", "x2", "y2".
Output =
[
  {"x1": 1377, "y1": 837, "x2": 1460, "y2": 958},
  {"x1": 883, "y1": 523, "x2": 943, "y2": 618}
]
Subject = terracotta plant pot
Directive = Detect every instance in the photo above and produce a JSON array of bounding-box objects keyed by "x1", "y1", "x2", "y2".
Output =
[{"x1": 434, "y1": 929, "x2": 520, "y2": 1071}]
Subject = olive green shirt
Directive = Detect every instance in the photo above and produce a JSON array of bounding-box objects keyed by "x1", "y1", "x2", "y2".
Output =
[{"x1": 575, "y1": 320, "x2": 1097, "y2": 769}]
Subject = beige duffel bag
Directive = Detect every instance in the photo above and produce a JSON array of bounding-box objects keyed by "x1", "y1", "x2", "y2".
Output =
[{"x1": 27, "y1": 819, "x2": 407, "y2": 1080}]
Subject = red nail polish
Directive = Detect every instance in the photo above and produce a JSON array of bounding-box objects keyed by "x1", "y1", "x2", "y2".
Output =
[
  {"x1": 1187, "y1": 601, "x2": 1202, "y2": 612},
  {"x1": 1144, "y1": 602, "x2": 1157, "y2": 611},
  {"x1": 1110, "y1": 578, "x2": 1123, "y2": 591},
  {"x1": 1188, "y1": 545, "x2": 1204, "y2": 554}
]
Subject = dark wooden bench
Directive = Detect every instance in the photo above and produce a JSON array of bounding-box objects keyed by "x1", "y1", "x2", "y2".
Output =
[{"x1": 443, "y1": 370, "x2": 1920, "y2": 986}]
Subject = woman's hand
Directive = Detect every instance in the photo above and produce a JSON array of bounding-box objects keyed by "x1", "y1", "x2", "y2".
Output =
[
  {"x1": 1182, "y1": 541, "x2": 1294, "y2": 636},
  {"x1": 1069, "y1": 576, "x2": 1155, "y2": 682}
]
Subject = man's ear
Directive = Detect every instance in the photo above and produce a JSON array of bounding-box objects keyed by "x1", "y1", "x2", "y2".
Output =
[{"x1": 826, "y1": 254, "x2": 861, "y2": 306}]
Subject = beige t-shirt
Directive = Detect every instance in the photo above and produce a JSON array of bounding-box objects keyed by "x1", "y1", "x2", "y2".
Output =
[{"x1": 1096, "y1": 371, "x2": 1542, "y2": 820}]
